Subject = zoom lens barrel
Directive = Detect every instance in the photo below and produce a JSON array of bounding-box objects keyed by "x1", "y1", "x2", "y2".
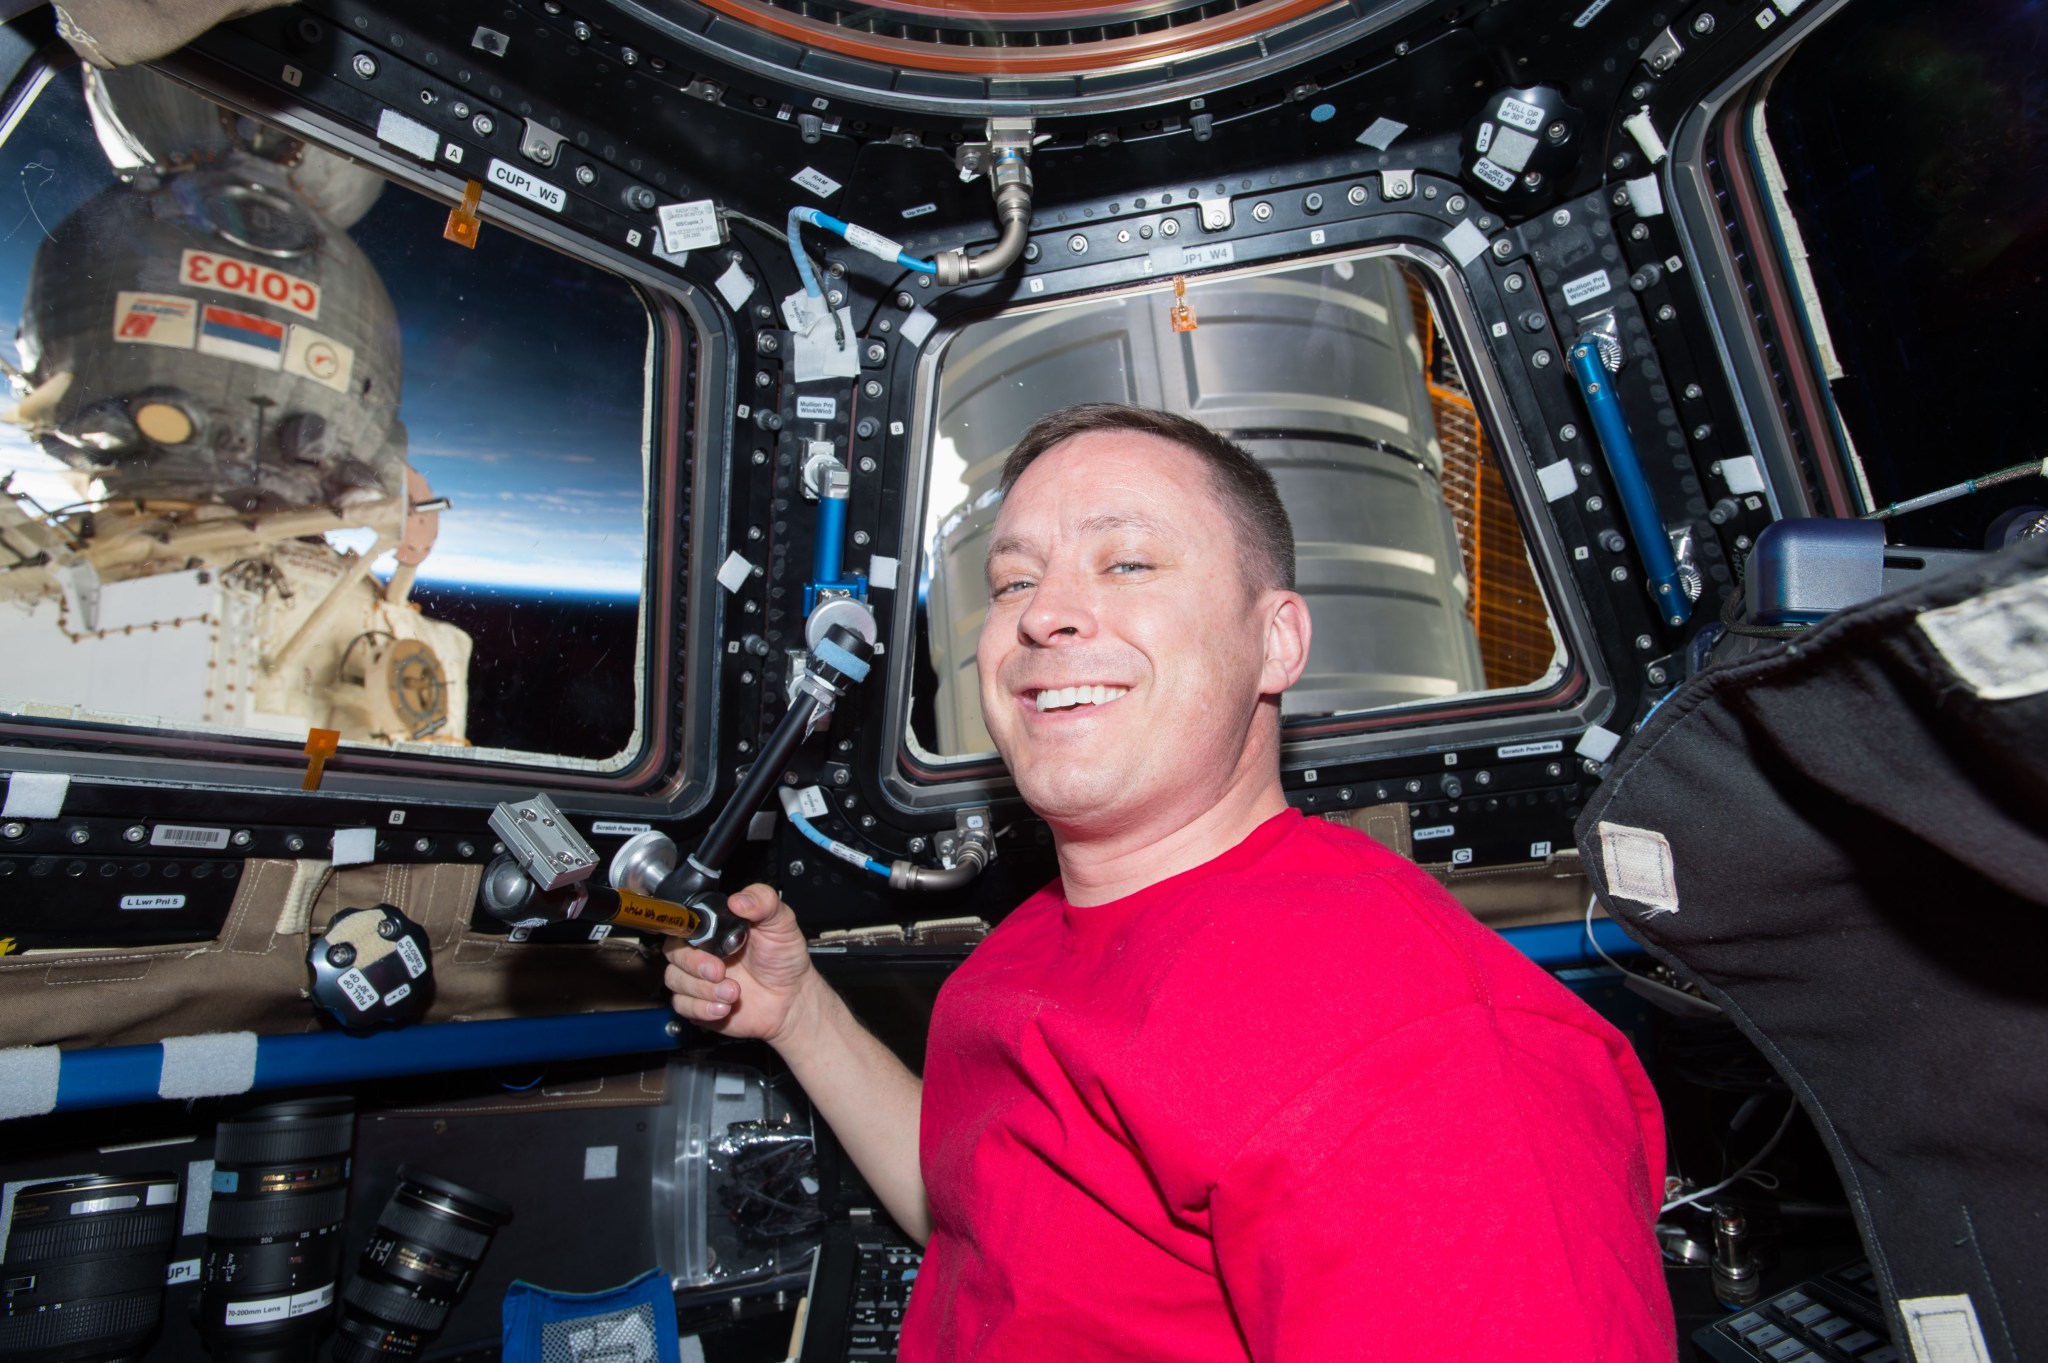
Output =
[
  {"x1": 0, "y1": 1172, "x2": 180, "y2": 1363},
  {"x1": 332, "y1": 1167, "x2": 510, "y2": 1363},
  {"x1": 199, "y1": 1097, "x2": 355, "y2": 1363}
]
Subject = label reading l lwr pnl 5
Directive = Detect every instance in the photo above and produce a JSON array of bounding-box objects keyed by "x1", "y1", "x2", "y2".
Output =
[{"x1": 488, "y1": 159, "x2": 565, "y2": 212}]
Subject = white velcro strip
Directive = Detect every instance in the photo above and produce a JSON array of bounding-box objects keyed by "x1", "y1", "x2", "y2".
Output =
[
  {"x1": 0, "y1": 1045, "x2": 62, "y2": 1120},
  {"x1": 1597, "y1": 820, "x2": 1679, "y2": 916},
  {"x1": 1917, "y1": 571, "x2": 2048, "y2": 702},
  {"x1": 158, "y1": 1032, "x2": 259, "y2": 1100},
  {"x1": 1, "y1": 772, "x2": 69, "y2": 819},
  {"x1": 1899, "y1": 1294, "x2": 1993, "y2": 1363}
]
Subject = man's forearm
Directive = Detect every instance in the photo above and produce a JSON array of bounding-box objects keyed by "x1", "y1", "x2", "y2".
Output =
[{"x1": 774, "y1": 974, "x2": 930, "y2": 1243}]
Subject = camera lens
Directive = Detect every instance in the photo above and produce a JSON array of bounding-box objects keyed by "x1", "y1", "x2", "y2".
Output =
[
  {"x1": 199, "y1": 1097, "x2": 354, "y2": 1362},
  {"x1": 0, "y1": 1172, "x2": 180, "y2": 1363},
  {"x1": 333, "y1": 1167, "x2": 510, "y2": 1362}
]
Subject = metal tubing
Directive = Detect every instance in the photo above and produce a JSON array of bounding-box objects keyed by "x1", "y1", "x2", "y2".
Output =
[
  {"x1": 1567, "y1": 339, "x2": 1693, "y2": 627},
  {"x1": 46, "y1": 1010, "x2": 682, "y2": 1115},
  {"x1": 694, "y1": 690, "x2": 823, "y2": 876},
  {"x1": 813, "y1": 492, "x2": 848, "y2": 588}
]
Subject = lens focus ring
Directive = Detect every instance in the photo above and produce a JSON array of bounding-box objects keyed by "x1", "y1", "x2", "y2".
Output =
[
  {"x1": 342, "y1": 1275, "x2": 450, "y2": 1332},
  {"x1": 377, "y1": 1201, "x2": 493, "y2": 1261},
  {"x1": 213, "y1": 1111, "x2": 354, "y2": 1166},
  {"x1": 205, "y1": 1186, "x2": 349, "y2": 1241}
]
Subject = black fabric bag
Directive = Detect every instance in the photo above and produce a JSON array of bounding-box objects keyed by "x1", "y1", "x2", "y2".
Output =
[{"x1": 1576, "y1": 536, "x2": 2048, "y2": 1363}]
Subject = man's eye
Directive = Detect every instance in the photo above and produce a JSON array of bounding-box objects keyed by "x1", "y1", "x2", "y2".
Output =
[
  {"x1": 991, "y1": 578, "x2": 1032, "y2": 597},
  {"x1": 1108, "y1": 561, "x2": 1152, "y2": 574}
]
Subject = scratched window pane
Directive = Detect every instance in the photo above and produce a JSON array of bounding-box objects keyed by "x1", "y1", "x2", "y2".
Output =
[
  {"x1": 909, "y1": 255, "x2": 1566, "y2": 761},
  {"x1": 0, "y1": 65, "x2": 652, "y2": 768}
]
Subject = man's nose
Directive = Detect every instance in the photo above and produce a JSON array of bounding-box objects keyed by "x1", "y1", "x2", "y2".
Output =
[{"x1": 1019, "y1": 563, "x2": 1095, "y2": 644}]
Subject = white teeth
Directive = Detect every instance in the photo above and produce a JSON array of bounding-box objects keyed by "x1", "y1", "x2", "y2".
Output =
[{"x1": 1033, "y1": 685, "x2": 1130, "y2": 712}]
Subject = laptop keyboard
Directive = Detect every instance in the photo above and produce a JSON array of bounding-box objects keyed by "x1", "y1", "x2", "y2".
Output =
[
  {"x1": 1697, "y1": 1261, "x2": 1900, "y2": 1363},
  {"x1": 844, "y1": 1238, "x2": 923, "y2": 1360}
]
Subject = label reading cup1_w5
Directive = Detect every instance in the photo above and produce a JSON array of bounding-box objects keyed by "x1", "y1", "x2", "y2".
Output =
[{"x1": 488, "y1": 158, "x2": 566, "y2": 212}]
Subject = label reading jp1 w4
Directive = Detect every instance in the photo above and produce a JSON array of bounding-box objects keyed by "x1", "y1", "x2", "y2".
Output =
[
  {"x1": 488, "y1": 158, "x2": 566, "y2": 212},
  {"x1": 151, "y1": 824, "x2": 230, "y2": 851},
  {"x1": 1562, "y1": 269, "x2": 1612, "y2": 306},
  {"x1": 1496, "y1": 96, "x2": 1547, "y2": 132},
  {"x1": 121, "y1": 894, "x2": 188, "y2": 911},
  {"x1": 1179, "y1": 242, "x2": 1236, "y2": 270}
]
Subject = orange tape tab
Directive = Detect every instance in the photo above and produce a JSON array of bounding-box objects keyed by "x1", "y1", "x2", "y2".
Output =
[
  {"x1": 302, "y1": 727, "x2": 340, "y2": 791},
  {"x1": 444, "y1": 179, "x2": 483, "y2": 249},
  {"x1": 1169, "y1": 275, "x2": 1196, "y2": 333}
]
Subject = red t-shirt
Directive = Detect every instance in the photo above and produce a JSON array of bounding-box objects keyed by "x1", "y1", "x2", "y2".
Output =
[{"x1": 898, "y1": 809, "x2": 1674, "y2": 1362}]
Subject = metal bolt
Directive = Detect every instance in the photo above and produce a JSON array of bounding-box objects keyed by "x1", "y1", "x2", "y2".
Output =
[
  {"x1": 852, "y1": 530, "x2": 869, "y2": 545},
  {"x1": 1546, "y1": 762, "x2": 1564, "y2": 778},
  {"x1": 1612, "y1": 153, "x2": 1631, "y2": 171},
  {"x1": 286, "y1": 834, "x2": 306, "y2": 852},
  {"x1": 1586, "y1": 495, "x2": 1605, "y2": 512},
  {"x1": 1551, "y1": 208, "x2": 1572, "y2": 227},
  {"x1": 895, "y1": 292, "x2": 915, "y2": 310},
  {"x1": 665, "y1": 1020, "x2": 683, "y2": 1039},
  {"x1": 1522, "y1": 311, "x2": 1546, "y2": 332},
  {"x1": 232, "y1": 830, "x2": 253, "y2": 847},
  {"x1": 473, "y1": 112, "x2": 495, "y2": 136},
  {"x1": 1630, "y1": 223, "x2": 1650, "y2": 240},
  {"x1": 1303, "y1": 191, "x2": 1324, "y2": 213},
  {"x1": 865, "y1": 342, "x2": 886, "y2": 364},
  {"x1": 1446, "y1": 195, "x2": 1467, "y2": 213},
  {"x1": 1613, "y1": 187, "x2": 1632, "y2": 208},
  {"x1": 751, "y1": 450, "x2": 768, "y2": 465},
  {"x1": 1692, "y1": 423, "x2": 1712, "y2": 440},
  {"x1": 757, "y1": 333, "x2": 780, "y2": 354},
  {"x1": 1491, "y1": 238, "x2": 1513, "y2": 259},
  {"x1": 1583, "y1": 757, "x2": 1604, "y2": 776},
  {"x1": 1523, "y1": 171, "x2": 1544, "y2": 189},
  {"x1": 1504, "y1": 274, "x2": 1524, "y2": 292},
  {"x1": 740, "y1": 671, "x2": 754, "y2": 684},
  {"x1": 328, "y1": 943, "x2": 356, "y2": 968},
  {"x1": 858, "y1": 456, "x2": 877, "y2": 473},
  {"x1": 419, "y1": 88, "x2": 437, "y2": 106},
  {"x1": 1532, "y1": 349, "x2": 1552, "y2": 368},
  {"x1": 576, "y1": 164, "x2": 596, "y2": 186},
  {"x1": 1630, "y1": 83, "x2": 1652, "y2": 101},
  {"x1": 1611, "y1": 565, "x2": 1630, "y2": 582},
  {"x1": 1684, "y1": 383, "x2": 1703, "y2": 400},
  {"x1": 1347, "y1": 185, "x2": 1368, "y2": 206},
  {"x1": 123, "y1": 825, "x2": 145, "y2": 843},
  {"x1": 67, "y1": 826, "x2": 88, "y2": 844},
  {"x1": 789, "y1": 860, "x2": 806, "y2": 877},
  {"x1": 832, "y1": 768, "x2": 850, "y2": 786},
  {"x1": 1735, "y1": 534, "x2": 1753, "y2": 551},
  {"x1": 1657, "y1": 304, "x2": 1678, "y2": 321},
  {"x1": 1474, "y1": 770, "x2": 1492, "y2": 786},
  {"x1": 1251, "y1": 201, "x2": 1272, "y2": 222},
  {"x1": 452, "y1": 101, "x2": 471, "y2": 119},
  {"x1": 755, "y1": 371, "x2": 772, "y2": 388},
  {"x1": 2, "y1": 821, "x2": 22, "y2": 840},
  {"x1": 1068, "y1": 233, "x2": 1088, "y2": 254},
  {"x1": 1560, "y1": 424, "x2": 1578, "y2": 440},
  {"x1": 908, "y1": 836, "x2": 926, "y2": 853},
  {"x1": 1159, "y1": 218, "x2": 1179, "y2": 236},
  {"x1": 622, "y1": 45, "x2": 640, "y2": 63},
  {"x1": 1547, "y1": 120, "x2": 1570, "y2": 142},
  {"x1": 863, "y1": 379, "x2": 884, "y2": 398},
  {"x1": 1601, "y1": 529, "x2": 1627, "y2": 553},
  {"x1": 860, "y1": 815, "x2": 877, "y2": 829},
  {"x1": 855, "y1": 417, "x2": 878, "y2": 439},
  {"x1": 1692, "y1": 12, "x2": 1716, "y2": 33},
  {"x1": 826, "y1": 289, "x2": 844, "y2": 308},
  {"x1": 1648, "y1": 665, "x2": 1669, "y2": 685},
  {"x1": 351, "y1": 52, "x2": 378, "y2": 79},
  {"x1": 572, "y1": 20, "x2": 592, "y2": 39}
]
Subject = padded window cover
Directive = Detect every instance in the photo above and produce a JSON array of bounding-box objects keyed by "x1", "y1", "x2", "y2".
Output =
[{"x1": 1576, "y1": 537, "x2": 2048, "y2": 1362}]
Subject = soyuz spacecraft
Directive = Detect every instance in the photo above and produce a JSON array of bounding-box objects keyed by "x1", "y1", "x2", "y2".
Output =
[{"x1": 0, "y1": 64, "x2": 467, "y2": 747}]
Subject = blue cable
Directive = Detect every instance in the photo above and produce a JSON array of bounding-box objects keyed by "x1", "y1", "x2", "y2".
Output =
[
  {"x1": 788, "y1": 205, "x2": 936, "y2": 277},
  {"x1": 787, "y1": 805, "x2": 890, "y2": 878}
]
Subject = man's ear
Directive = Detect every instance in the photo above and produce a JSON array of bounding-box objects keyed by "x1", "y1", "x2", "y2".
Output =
[{"x1": 1260, "y1": 591, "x2": 1312, "y2": 697}]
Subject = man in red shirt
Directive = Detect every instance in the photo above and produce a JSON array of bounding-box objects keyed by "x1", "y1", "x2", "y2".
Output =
[{"x1": 666, "y1": 403, "x2": 1675, "y2": 1359}]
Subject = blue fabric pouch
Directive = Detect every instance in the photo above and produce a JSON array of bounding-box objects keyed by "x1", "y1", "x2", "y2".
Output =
[{"x1": 501, "y1": 1267, "x2": 679, "y2": 1363}]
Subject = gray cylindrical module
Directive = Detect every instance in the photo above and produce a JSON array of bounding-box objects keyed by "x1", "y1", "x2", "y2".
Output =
[
  {"x1": 923, "y1": 256, "x2": 1483, "y2": 755},
  {"x1": 19, "y1": 157, "x2": 404, "y2": 512}
]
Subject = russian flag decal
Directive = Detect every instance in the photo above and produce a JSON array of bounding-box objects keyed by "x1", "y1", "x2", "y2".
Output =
[{"x1": 197, "y1": 305, "x2": 286, "y2": 371}]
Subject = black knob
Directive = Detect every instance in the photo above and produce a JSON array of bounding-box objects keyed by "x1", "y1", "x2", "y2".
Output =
[{"x1": 308, "y1": 905, "x2": 434, "y2": 1032}]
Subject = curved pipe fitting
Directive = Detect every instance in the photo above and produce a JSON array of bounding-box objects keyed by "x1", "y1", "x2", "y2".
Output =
[
  {"x1": 934, "y1": 156, "x2": 1033, "y2": 286},
  {"x1": 888, "y1": 841, "x2": 989, "y2": 892}
]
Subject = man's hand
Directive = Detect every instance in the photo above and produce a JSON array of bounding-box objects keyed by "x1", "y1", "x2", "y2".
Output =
[{"x1": 663, "y1": 884, "x2": 815, "y2": 1045}]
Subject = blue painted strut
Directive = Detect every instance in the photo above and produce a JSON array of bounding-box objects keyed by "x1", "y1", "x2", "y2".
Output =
[
  {"x1": 1567, "y1": 338, "x2": 1693, "y2": 628},
  {"x1": 813, "y1": 491, "x2": 849, "y2": 589}
]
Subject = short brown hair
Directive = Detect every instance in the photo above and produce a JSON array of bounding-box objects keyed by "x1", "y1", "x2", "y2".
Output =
[{"x1": 998, "y1": 403, "x2": 1295, "y2": 592}]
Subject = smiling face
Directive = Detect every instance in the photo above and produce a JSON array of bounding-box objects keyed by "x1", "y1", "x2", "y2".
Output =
[{"x1": 977, "y1": 430, "x2": 1310, "y2": 844}]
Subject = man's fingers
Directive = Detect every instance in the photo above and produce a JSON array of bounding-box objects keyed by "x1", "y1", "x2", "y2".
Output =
[
  {"x1": 725, "y1": 884, "x2": 786, "y2": 924},
  {"x1": 663, "y1": 940, "x2": 724, "y2": 983},
  {"x1": 670, "y1": 990, "x2": 732, "y2": 1023}
]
